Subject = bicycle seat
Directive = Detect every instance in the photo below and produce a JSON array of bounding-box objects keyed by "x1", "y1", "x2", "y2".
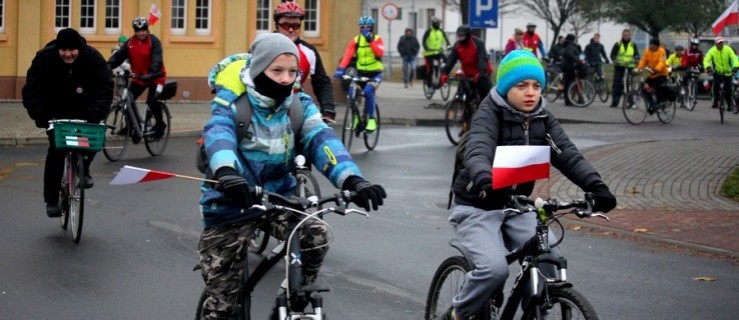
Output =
[{"x1": 299, "y1": 278, "x2": 330, "y2": 293}]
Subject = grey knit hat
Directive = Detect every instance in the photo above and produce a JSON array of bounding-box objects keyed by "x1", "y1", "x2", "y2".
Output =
[{"x1": 248, "y1": 33, "x2": 299, "y2": 80}]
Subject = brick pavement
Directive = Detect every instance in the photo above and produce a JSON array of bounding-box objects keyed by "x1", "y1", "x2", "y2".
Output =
[{"x1": 2, "y1": 81, "x2": 737, "y2": 257}]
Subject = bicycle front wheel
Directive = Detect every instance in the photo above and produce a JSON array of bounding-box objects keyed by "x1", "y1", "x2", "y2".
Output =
[
  {"x1": 544, "y1": 73, "x2": 560, "y2": 103},
  {"x1": 59, "y1": 157, "x2": 71, "y2": 230},
  {"x1": 657, "y1": 100, "x2": 677, "y2": 124},
  {"x1": 363, "y1": 104, "x2": 380, "y2": 151},
  {"x1": 144, "y1": 103, "x2": 171, "y2": 156},
  {"x1": 103, "y1": 105, "x2": 129, "y2": 161},
  {"x1": 444, "y1": 100, "x2": 465, "y2": 146},
  {"x1": 596, "y1": 78, "x2": 609, "y2": 103},
  {"x1": 440, "y1": 80, "x2": 451, "y2": 101},
  {"x1": 686, "y1": 80, "x2": 697, "y2": 111},
  {"x1": 341, "y1": 101, "x2": 357, "y2": 152},
  {"x1": 622, "y1": 91, "x2": 647, "y2": 125},
  {"x1": 522, "y1": 286, "x2": 600, "y2": 320},
  {"x1": 69, "y1": 153, "x2": 85, "y2": 243},
  {"x1": 567, "y1": 79, "x2": 596, "y2": 107},
  {"x1": 296, "y1": 169, "x2": 322, "y2": 201},
  {"x1": 425, "y1": 256, "x2": 469, "y2": 320},
  {"x1": 719, "y1": 100, "x2": 725, "y2": 124}
]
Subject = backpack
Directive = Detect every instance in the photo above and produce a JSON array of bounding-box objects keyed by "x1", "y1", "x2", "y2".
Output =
[{"x1": 195, "y1": 93, "x2": 305, "y2": 175}]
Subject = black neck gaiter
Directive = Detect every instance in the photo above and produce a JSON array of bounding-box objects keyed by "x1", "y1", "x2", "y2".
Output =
[{"x1": 253, "y1": 73, "x2": 294, "y2": 106}]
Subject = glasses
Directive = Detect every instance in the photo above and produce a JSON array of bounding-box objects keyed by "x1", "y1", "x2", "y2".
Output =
[
  {"x1": 360, "y1": 26, "x2": 373, "y2": 30},
  {"x1": 277, "y1": 22, "x2": 301, "y2": 31}
]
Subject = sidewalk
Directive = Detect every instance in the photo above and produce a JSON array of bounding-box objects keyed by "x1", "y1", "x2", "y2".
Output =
[{"x1": 2, "y1": 81, "x2": 737, "y2": 258}]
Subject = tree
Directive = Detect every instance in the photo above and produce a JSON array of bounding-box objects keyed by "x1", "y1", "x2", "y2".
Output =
[
  {"x1": 671, "y1": 0, "x2": 727, "y2": 38},
  {"x1": 515, "y1": 0, "x2": 593, "y2": 51}
]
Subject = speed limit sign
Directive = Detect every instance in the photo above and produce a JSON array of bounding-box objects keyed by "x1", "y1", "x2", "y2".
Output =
[{"x1": 382, "y1": 3, "x2": 399, "y2": 21}]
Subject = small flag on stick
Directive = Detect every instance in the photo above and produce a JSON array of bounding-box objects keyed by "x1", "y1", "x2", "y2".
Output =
[
  {"x1": 148, "y1": 3, "x2": 161, "y2": 26},
  {"x1": 110, "y1": 165, "x2": 215, "y2": 185},
  {"x1": 492, "y1": 146, "x2": 550, "y2": 190}
]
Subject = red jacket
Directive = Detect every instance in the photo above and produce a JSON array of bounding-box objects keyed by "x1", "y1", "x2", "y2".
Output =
[
  {"x1": 682, "y1": 48, "x2": 703, "y2": 69},
  {"x1": 442, "y1": 37, "x2": 492, "y2": 78},
  {"x1": 108, "y1": 34, "x2": 166, "y2": 86}
]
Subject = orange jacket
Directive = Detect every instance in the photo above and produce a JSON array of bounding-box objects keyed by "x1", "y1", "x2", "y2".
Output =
[{"x1": 637, "y1": 47, "x2": 668, "y2": 78}]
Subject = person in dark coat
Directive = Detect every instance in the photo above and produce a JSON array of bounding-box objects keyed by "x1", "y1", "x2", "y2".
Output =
[
  {"x1": 444, "y1": 50, "x2": 616, "y2": 320},
  {"x1": 397, "y1": 28, "x2": 421, "y2": 88},
  {"x1": 22, "y1": 28, "x2": 113, "y2": 217},
  {"x1": 560, "y1": 34, "x2": 584, "y2": 106},
  {"x1": 583, "y1": 33, "x2": 610, "y2": 80}
]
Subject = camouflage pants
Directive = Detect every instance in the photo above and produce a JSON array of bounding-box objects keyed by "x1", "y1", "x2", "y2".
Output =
[{"x1": 197, "y1": 214, "x2": 329, "y2": 320}]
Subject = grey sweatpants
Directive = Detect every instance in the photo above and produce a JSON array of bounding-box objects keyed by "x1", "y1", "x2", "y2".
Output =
[{"x1": 448, "y1": 205, "x2": 560, "y2": 318}]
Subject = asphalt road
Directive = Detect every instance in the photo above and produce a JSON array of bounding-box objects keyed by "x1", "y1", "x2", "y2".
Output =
[{"x1": 0, "y1": 124, "x2": 737, "y2": 319}]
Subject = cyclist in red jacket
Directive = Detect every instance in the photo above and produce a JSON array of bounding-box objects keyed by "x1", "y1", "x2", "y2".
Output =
[
  {"x1": 682, "y1": 38, "x2": 704, "y2": 71},
  {"x1": 108, "y1": 17, "x2": 167, "y2": 139},
  {"x1": 439, "y1": 26, "x2": 493, "y2": 101}
]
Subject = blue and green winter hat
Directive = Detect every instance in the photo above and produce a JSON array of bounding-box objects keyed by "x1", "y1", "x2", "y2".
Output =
[{"x1": 495, "y1": 50, "x2": 546, "y2": 96}]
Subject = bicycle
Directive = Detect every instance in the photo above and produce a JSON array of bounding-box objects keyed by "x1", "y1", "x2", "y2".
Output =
[
  {"x1": 565, "y1": 66, "x2": 596, "y2": 108},
  {"x1": 425, "y1": 193, "x2": 608, "y2": 320},
  {"x1": 681, "y1": 67, "x2": 701, "y2": 112},
  {"x1": 102, "y1": 71, "x2": 175, "y2": 161},
  {"x1": 707, "y1": 72, "x2": 739, "y2": 124},
  {"x1": 543, "y1": 62, "x2": 563, "y2": 103},
  {"x1": 622, "y1": 71, "x2": 677, "y2": 125},
  {"x1": 444, "y1": 70, "x2": 480, "y2": 146},
  {"x1": 49, "y1": 119, "x2": 106, "y2": 243},
  {"x1": 248, "y1": 155, "x2": 322, "y2": 255},
  {"x1": 195, "y1": 188, "x2": 368, "y2": 320},
  {"x1": 588, "y1": 64, "x2": 609, "y2": 103},
  {"x1": 341, "y1": 74, "x2": 381, "y2": 152},
  {"x1": 423, "y1": 52, "x2": 452, "y2": 101}
]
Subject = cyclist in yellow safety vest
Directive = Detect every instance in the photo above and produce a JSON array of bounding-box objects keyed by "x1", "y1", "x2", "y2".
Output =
[
  {"x1": 703, "y1": 36, "x2": 739, "y2": 111},
  {"x1": 666, "y1": 45, "x2": 685, "y2": 83},
  {"x1": 333, "y1": 15, "x2": 384, "y2": 132},
  {"x1": 608, "y1": 29, "x2": 640, "y2": 107},
  {"x1": 423, "y1": 17, "x2": 451, "y2": 87}
]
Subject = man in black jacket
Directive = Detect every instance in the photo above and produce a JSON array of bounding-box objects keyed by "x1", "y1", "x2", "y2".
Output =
[
  {"x1": 584, "y1": 33, "x2": 610, "y2": 82},
  {"x1": 444, "y1": 50, "x2": 616, "y2": 320},
  {"x1": 397, "y1": 28, "x2": 421, "y2": 88},
  {"x1": 560, "y1": 34, "x2": 584, "y2": 106},
  {"x1": 22, "y1": 28, "x2": 113, "y2": 217}
]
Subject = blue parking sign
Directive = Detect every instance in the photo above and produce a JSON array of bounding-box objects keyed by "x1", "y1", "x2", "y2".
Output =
[{"x1": 469, "y1": 0, "x2": 498, "y2": 28}]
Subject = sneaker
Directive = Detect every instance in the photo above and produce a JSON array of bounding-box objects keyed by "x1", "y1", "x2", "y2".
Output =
[
  {"x1": 84, "y1": 173, "x2": 94, "y2": 189},
  {"x1": 365, "y1": 118, "x2": 377, "y2": 132},
  {"x1": 152, "y1": 122, "x2": 167, "y2": 139},
  {"x1": 46, "y1": 204, "x2": 62, "y2": 218},
  {"x1": 321, "y1": 111, "x2": 336, "y2": 124}
]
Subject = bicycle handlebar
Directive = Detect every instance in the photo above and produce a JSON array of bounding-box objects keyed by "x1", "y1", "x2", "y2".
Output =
[
  {"x1": 247, "y1": 186, "x2": 367, "y2": 218},
  {"x1": 506, "y1": 194, "x2": 609, "y2": 221},
  {"x1": 341, "y1": 74, "x2": 372, "y2": 82}
]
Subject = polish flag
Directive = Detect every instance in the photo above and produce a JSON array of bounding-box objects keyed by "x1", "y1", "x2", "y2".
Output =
[
  {"x1": 492, "y1": 146, "x2": 550, "y2": 190},
  {"x1": 64, "y1": 136, "x2": 90, "y2": 147},
  {"x1": 110, "y1": 165, "x2": 175, "y2": 185},
  {"x1": 712, "y1": 0, "x2": 739, "y2": 35},
  {"x1": 148, "y1": 4, "x2": 161, "y2": 26}
]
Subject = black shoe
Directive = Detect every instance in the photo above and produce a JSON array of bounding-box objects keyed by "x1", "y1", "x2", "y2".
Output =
[
  {"x1": 46, "y1": 204, "x2": 62, "y2": 218},
  {"x1": 84, "y1": 173, "x2": 94, "y2": 189},
  {"x1": 131, "y1": 133, "x2": 141, "y2": 144},
  {"x1": 609, "y1": 104, "x2": 618, "y2": 108},
  {"x1": 712, "y1": 103, "x2": 718, "y2": 109},
  {"x1": 152, "y1": 122, "x2": 167, "y2": 139},
  {"x1": 564, "y1": 103, "x2": 575, "y2": 107}
]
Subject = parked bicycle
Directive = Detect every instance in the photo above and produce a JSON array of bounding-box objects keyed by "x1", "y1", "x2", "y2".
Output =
[
  {"x1": 444, "y1": 70, "x2": 480, "y2": 146},
  {"x1": 248, "y1": 155, "x2": 322, "y2": 255},
  {"x1": 48, "y1": 119, "x2": 106, "y2": 243},
  {"x1": 195, "y1": 188, "x2": 368, "y2": 320},
  {"x1": 589, "y1": 64, "x2": 609, "y2": 103},
  {"x1": 341, "y1": 74, "x2": 381, "y2": 152},
  {"x1": 622, "y1": 71, "x2": 677, "y2": 125},
  {"x1": 423, "y1": 50, "x2": 452, "y2": 101},
  {"x1": 425, "y1": 193, "x2": 608, "y2": 320},
  {"x1": 103, "y1": 71, "x2": 175, "y2": 161}
]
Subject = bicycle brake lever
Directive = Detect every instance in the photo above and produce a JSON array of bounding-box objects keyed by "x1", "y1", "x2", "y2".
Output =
[
  {"x1": 344, "y1": 208, "x2": 370, "y2": 218},
  {"x1": 591, "y1": 213, "x2": 610, "y2": 221}
]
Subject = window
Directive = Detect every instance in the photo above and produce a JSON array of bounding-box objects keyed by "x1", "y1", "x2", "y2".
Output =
[
  {"x1": 170, "y1": 0, "x2": 186, "y2": 35},
  {"x1": 79, "y1": 0, "x2": 96, "y2": 34},
  {"x1": 255, "y1": 0, "x2": 271, "y2": 33},
  {"x1": 425, "y1": 9, "x2": 435, "y2": 29},
  {"x1": 303, "y1": 0, "x2": 319, "y2": 37},
  {"x1": 194, "y1": 0, "x2": 211, "y2": 35},
  {"x1": 105, "y1": 0, "x2": 121, "y2": 34},
  {"x1": 0, "y1": 0, "x2": 5, "y2": 33},
  {"x1": 55, "y1": 0, "x2": 71, "y2": 30},
  {"x1": 371, "y1": 8, "x2": 379, "y2": 29}
]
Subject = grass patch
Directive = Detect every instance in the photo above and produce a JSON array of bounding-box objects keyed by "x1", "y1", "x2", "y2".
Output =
[{"x1": 721, "y1": 166, "x2": 739, "y2": 201}]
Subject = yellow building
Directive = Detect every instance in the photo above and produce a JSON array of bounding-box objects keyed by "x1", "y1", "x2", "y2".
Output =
[{"x1": 0, "y1": 0, "x2": 362, "y2": 100}]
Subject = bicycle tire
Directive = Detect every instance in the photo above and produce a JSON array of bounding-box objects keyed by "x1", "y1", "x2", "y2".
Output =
[
  {"x1": 622, "y1": 91, "x2": 647, "y2": 125},
  {"x1": 296, "y1": 169, "x2": 322, "y2": 202},
  {"x1": 425, "y1": 256, "x2": 469, "y2": 320},
  {"x1": 144, "y1": 103, "x2": 171, "y2": 156},
  {"x1": 341, "y1": 101, "x2": 357, "y2": 152},
  {"x1": 719, "y1": 100, "x2": 725, "y2": 124},
  {"x1": 444, "y1": 100, "x2": 465, "y2": 146},
  {"x1": 194, "y1": 289, "x2": 206, "y2": 320},
  {"x1": 424, "y1": 66, "x2": 438, "y2": 100},
  {"x1": 522, "y1": 286, "x2": 600, "y2": 320},
  {"x1": 567, "y1": 79, "x2": 596, "y2": 108},
  {"x1": 596, "y1": 78, "x2": 609, "y2": 103},
  {"x1": 69, "y1": 152, "x2": 84, "y2": 243},
  {"x1": 363, "y1": 104, "x2": 380, "y2": 151},
  {"x1": 440, "y1": 81, "x2": 451, "y2": 101},
  {"x1": 59, "y1": 156, "x2": 71, "y2": 230},
  {"x1": 545, "y1": 72, "x2": 560, "y2": 103},
  {"x1": 685, "y1": 80, "x2": 696, "y2": 111},
  {"x1": 657, "y1": 99, "x2": 677, "y2": 124},
  {"x1": 102, "y1": 105, "x2": 130, "y2": 161}
]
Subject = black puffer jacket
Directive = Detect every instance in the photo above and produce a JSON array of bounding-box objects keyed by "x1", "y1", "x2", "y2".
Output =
[
  {"x1": 23, "y1": 39, "x2": 113, "y2": 128},
  {"x1": 452, "y1": 90, "x2": 603, "y2": 210}
]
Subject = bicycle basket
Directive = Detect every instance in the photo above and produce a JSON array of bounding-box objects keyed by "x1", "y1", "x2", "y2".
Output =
[
  {"x1": 53, "y1": 121, "x2": 106, "y2": 151},
  {"x1": 158, "y1": 80, "x2": 178, "y2": 100}
]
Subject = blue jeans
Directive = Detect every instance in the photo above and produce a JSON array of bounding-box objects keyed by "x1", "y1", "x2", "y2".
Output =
[{"x1": 402, "y1": 56, "x2": 416, "y2": 85}]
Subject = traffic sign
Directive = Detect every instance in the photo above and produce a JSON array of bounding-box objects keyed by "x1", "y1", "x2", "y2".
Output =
[
  {"x1": 469, "y1": 0, "x2": 498, "y2": 28},
  {"x1": 382, "y1": 2, "x2": 399, "y2": 21}
]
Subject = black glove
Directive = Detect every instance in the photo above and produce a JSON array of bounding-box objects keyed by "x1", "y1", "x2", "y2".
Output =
[
  {"x1": 138, "y1": 73, "x2": 155, "y2": 81},
  {"x1": 587, "y1": 181, "x2": 617, "y2": 213},
  {"x1": 706, "y1": 66, "x2": 713, "y2": 74},
  {"x1": 215, "y1": 167, "x2": 253, "y2": 208},
  {"x1": 342, "y1": 176, "x2": 386, "y2": 211}
]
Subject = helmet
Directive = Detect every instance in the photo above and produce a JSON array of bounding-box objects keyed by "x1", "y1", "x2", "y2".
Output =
[
  {"x1": 526, "y1": 22, "x2": 536, "y2": 28},
  {"x1": 431, "y1": 16, "x2": 441, "y2": 27},
  {"x1": 358, "y1": 15, "x2": 375, "y2": 27},
  {"x1": 132, "y1": 16, "x2": 148, "y2": 31},
  {"x1": 690, "y1": 38, "x2": 700, "y2": 45},
  {"x1": 456, "y1": 25, "x2": 472, "y2": 37},
  {"x1": 675, "y1": 45, "x2": 684, "y2": 51},
  {"x1": 274, "y1": 1, "x2": 304, "y2": 21}
]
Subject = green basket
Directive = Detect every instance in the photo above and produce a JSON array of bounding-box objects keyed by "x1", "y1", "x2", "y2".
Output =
[{"x1": 53, "y1": 121, "x2": 106, "y2": 151}]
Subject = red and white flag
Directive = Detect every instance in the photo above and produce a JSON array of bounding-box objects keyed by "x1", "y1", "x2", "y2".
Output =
[
  {"x1": 110, "y1": 165, "x2": 175, "y2": 185},
  {"x1": 492, "y1": 146, "x2": 550, "y2": 190},
  {"x1": 148, "y1": 3, "x2": 161, "y2": 26},
  {"x1": 712, "y1": 0, "x2": 739, "y2": 35}
]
